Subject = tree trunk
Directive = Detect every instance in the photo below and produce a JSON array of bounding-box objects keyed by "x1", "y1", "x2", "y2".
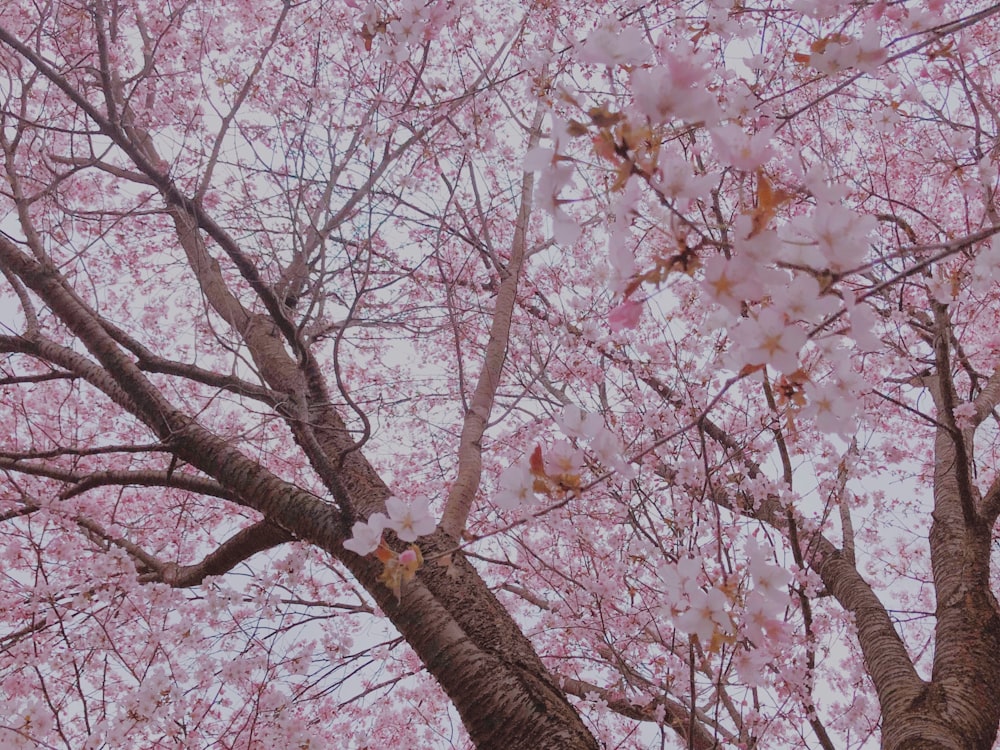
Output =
[
  {"x1": 343, "y1": 534, "x2": 600, "y2": 750},
  {"x1": 877, "y1": 312, "x2": 1000, "y2": 750}
]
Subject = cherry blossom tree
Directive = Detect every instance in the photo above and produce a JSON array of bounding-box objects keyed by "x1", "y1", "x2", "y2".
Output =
[{"x1": 3, "y1": 1, "x2": 1000, "y2": 748}]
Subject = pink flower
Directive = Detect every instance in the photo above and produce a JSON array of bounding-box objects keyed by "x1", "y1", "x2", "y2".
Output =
[
  {"x1": 734, "y1": 306, "x2": 807, "y2": 374},
  {"x1": 631, "y1": 44, "x2": 720, "y2": 125},
  {"x1": 609, "y1": 299, "x2": 642, "y2": 331},
  {"x1": 398, "y1": 549, "x2": 419, "y2": 566},
  {"x1": 578, "y1": 26, "x2": 652, "y2": 67},
  {"x1": 343, "y1": 512, "x2": 388, "y2": 556},
  {"x1": 544, "y1": 439, "x2": 584, "y2": 477},
  {"x1": 746, "y1": 538, "x2": 791, "y2": 597},
  {"x1": 494, "y1": 464, "x2": 536, "y2": 510},
  {"x1": 710, "y1": 124, "x2": 775, "y2": 171},
  {"x1": 556, "y1": 405, "x2": 604, "y2": 440},
  {"x1": 702, "y1": 255, "x2": 765, "y2": 315},
  {"x1": 801, "y1": 379, "x2": 858, "y2": 435},
  {"x1": 676, "y1": 587, "x2": 732, "y2": 642},
  {"x1": 535, "y1": 163, "x2": 581, "y2": 245},
  {"x1": 386, "y1": 496, "x2": 437, "y2": 542}
]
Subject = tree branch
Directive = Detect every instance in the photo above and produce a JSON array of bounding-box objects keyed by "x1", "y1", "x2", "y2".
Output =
[
  {"x1": 440, "y1": 104, "x2": 544, "y2": 538},
  {"x1": 0, "y1": 459, "x2": 234, "y2": 503},
  {"x1": 559, "y1": 675, "x2": 724, "y2": 750},
  {"x1": 152, "y1": 520, "x2": 295, "y2": 587},
  {"x1": 929, "y1": 303, "x2": 980, "y2": 527}
]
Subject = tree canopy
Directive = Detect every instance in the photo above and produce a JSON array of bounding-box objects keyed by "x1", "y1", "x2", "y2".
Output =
[{"x1": 3, "y1": 1, "x2": 1000, "y2": 748}]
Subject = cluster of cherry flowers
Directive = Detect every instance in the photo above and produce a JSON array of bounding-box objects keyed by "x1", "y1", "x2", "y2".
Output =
[
  {"x1": 341, "y1": 405, "x2": 636, "y2": 570},
  {"x1": 523, "y1": 20, "x2": 893, "y2": 436},
  {"x1": 355, "y1": 0, "x2": 465, "y2": 62},
  {"x1": 343, "y1": 497, "x2": 437, "y2": 598},
  {"x1": 495, "y1": 405, "x2": 637, "y2": 511},
  {"x1": 656, "y1": 540, "x2": 791, "y2": 664},
  {"x1": 703, "y1": 176, "x2": 877, "y2": 435},
  {"x1": 344, "y1": 496, "x2": 436, "y2": 556}
]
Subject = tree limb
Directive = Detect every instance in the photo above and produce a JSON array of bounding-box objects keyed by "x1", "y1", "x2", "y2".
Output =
[{"x1": 441, "y1": 104, "x2": 543, "y2": 538}]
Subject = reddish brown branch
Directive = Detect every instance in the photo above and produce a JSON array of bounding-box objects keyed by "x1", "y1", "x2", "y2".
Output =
[{"x1": 153, "y1": 521, "x2": 295, "y2": 587}]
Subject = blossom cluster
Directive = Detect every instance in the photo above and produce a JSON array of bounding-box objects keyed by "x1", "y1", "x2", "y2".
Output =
[
  {"x1": 343, "y1": 496, "x2": 436, "y2": 556},
  {"x1": 494, "y1": 405, "x2": 635, "y2": 511},
  {"x1": 523, "y1": 18, "x2": 892, "y2": 436},
  {"x1": 605, "y1": 174, "x2": 875, "y2": 434},
  {"x1": 656, "y1": 540, "x2": 791, "y2": 654}
]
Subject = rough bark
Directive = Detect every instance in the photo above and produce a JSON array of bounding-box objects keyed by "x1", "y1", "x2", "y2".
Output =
[{"x1": 875, "y1": 309, "x2": 1000, "y2": 750}]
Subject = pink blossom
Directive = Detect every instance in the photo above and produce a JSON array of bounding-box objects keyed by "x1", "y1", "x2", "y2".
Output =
[
  {"x1": 710, "y1": 124, "x2": 775, "y2": 171},
  {"x1": 608, "y1": 298, "x2": 642, "y2": 331},
  {"x1": 952, "y1": 402, "x2": 978, "y2": 432},
  {"x1": 494, "y1": 464, "x2": 537, "y2": 510},
  {"x1": 746, "y1": 538, "x2": 792, "y2": 597},
  {"x1": 783, "y1": 201, "x2": 876, "y2": 273},
  {"x1": 535, "y1": 163, "x2": 581, "y2": 245},
  {"x1": 590, "y1": 427, "x2": 637, "y2": 479},
  {"x1": 801, "y1": 378, "x2": 859, "y2": 435},
  {"x1": 556, "y1": 405, "x2": 605, "y2": 440},
  {"x1": 522, "y1": 147, "x2": 555, "y2": 172},
  {"x1": 651, "y1": 151, "x2": 717, "y2": 203},
  {"x1": 702, "y1": 255, "x2": 768, "y2": 315},
  {"x1": 544, "y1": 439, "x2": 584, "y2": 477},
  {"x1": 631, "y1": 56, "x2": 720, "y2": 125},
  {"x1": 676, "y1": 587, "x2": 732, "y2": 642},
  {"x1": 733, "y1": 306, "x2": 807, "y2": 374},
  {"x1": 578, "y1": 26, "x2": 652, "y2": 66},
  {"x1": 741, "y1": 589, "x2": 791, "y2": 649},
  {"x1": 343, "y1": 512, "x2": 388, "y2": 556},
  {"x1": 386, "y1": 497, "x2": 436, "y2": 542},
  {"x1": 774, "y1": 274, "x2": 839, "y2": 324},
  {"x1": 970, "y1": 234, "x2": 1000, "y2": 293},
  {"x1": 398, "y1": 548, "x2": 419, "y2": 567}
]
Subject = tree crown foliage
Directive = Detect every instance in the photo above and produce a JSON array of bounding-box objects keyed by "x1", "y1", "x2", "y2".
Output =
[{"x1": 3, "y1": 1, "x2": 1000, "y2": 749}]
